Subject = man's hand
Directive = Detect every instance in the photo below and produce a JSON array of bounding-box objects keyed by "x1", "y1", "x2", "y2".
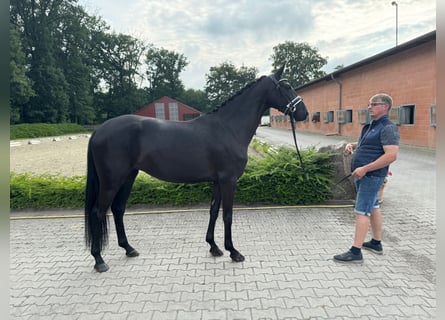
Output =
[
  {"x1": 351, "y1": 167, "x2": 367, "y2": 179},
  {"x1": 345, "y1": 142, "x2": 357, "y2": 155}
]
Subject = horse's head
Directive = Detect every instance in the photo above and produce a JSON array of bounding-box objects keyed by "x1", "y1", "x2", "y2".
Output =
[{"x1": 267, "y1": 65, "x2": 308, "y2": 122}]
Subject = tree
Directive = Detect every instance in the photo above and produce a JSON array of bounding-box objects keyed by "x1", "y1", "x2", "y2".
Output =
[
  {"x1": 10, "y1": 0, "x2": 145, "y2": 124},
  {"x1": 10, "y1": 0, "x2": 104, "y2": 123},
  {"x1": 204, "y1": 62, "x2": 258, "y2": 108},
  {"x1": 10, "y1": 0, "x2": 71, "y2": 123},
  {"x1": 93, "y1": 32, "x2": 147, "y2": 119},
  {"x1": 178, "y1": 88, "x2": 210, "y2": 113},
  {"x1": 270, "y1": 41, "x2": 328, "y2": 87},
  {"x1": 9, "y1": 25, "x2": 35, "y2": 124},
  {"x1": 57, "y1": 3, "x2": 98, "y2": 124},
  {"x1": 145, "y1": 46, "x2": 188, "y2": 101}
]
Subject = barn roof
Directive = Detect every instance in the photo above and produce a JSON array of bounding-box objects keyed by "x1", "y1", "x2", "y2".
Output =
[{"x1": 134, "y1": 96, "x2": 202, "y2": 114}]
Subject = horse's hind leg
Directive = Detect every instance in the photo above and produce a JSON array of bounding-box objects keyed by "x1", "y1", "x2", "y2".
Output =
[
  {"x1": 111, "y1": 170, "x2": 139, "y2": 258},
  {"x1": 90, "y1": 204, "x2": 110, "y2": 272},
  {"x1": 91, "y1": 188, "x2": 117, "y2": 272},
  {"x1": 206, "y1": 183, "x2": 224, "y2": 257}
]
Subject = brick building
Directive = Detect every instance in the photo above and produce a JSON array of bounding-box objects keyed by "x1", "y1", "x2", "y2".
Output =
[
  {"x1": 270, "y1": 31, "x2": 436, "y2": 148},
  {"x1": 134, "y1": 96, "x2": 202, "y2": 121}
]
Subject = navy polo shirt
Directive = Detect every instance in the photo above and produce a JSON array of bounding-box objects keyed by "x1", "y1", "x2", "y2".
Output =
[{"x1": 351, "y1": 115, "x2": 400, "y2": 177}]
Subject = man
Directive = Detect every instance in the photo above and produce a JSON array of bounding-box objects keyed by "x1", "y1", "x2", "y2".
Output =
[{"x1": 334, "y1": 93, "x2": 400, "y2": 263}]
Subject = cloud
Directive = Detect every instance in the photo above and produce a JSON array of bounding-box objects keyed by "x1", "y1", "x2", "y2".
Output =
[
  {"x1": 79, "y1": 0, "x2": 436, "y2": 89},
  {"x1": 203, "y1": 1, "x2": 314, "y2": 41}
]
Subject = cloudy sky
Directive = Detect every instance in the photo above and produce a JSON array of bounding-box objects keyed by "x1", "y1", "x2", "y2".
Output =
[{"x1": 79, "y1": 0, "x2": 436, "y2": 90}]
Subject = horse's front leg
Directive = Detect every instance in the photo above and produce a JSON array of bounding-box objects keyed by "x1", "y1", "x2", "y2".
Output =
[
  {"x1": 206, "y1": 183, "x2": 224, "y2": 257},
  {"x1": 221, "y1": 181, "x2": 245, "y2": 262}
]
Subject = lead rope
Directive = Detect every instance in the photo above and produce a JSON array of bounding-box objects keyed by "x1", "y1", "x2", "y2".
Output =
[
  {"x1": 289, "y1": 114, "x2": 321, "y2": 187},
  {"x1": 289, "y1": 114, "x2": 306, "y2": 174},
  {"x1": 288, "y1": 114, "x2": 352, "y2": 192}
]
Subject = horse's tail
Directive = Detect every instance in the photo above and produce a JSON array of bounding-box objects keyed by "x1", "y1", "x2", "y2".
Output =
[{"x1": 84, "y1": 132, "x2": 108, "y2": 250}]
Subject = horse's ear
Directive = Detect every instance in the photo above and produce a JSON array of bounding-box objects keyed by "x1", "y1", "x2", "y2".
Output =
[{"x1": 275, "y1": 65, "x2": 285, "y2": 79}]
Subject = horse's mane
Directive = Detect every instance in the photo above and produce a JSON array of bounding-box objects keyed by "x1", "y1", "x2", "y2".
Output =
[{"x1": 207, "y1": 75, "x2": 267, "y2": 114}]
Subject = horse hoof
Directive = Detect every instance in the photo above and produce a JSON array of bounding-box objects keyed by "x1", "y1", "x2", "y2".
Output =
[
  {"x1": 210, "y1": 247, "x2": 224, "y2": 257},
  {"x1": 230, "y1": 253, "x2": 245, "y2": 262},
  {"x1": 126, "y1": 249, "x2": 139, "y2": 257},
  {"x1": 94, "y1": 263, "x2": 109, "y2": 272}
]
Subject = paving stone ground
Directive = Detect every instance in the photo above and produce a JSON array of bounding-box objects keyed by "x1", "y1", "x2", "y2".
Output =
[{"x1": 10, "y1": 127, "x2": 436, "y2": 319}]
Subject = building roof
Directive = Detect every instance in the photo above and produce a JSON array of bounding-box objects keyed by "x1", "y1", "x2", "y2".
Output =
[
  {"x1": 134, "y1": 96, "x2": 202, "y2": 114},
  {"x1": 295, "y1": 30, "x2": 436, "y2": 91}
]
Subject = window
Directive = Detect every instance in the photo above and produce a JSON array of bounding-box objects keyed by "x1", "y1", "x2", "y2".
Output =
[
  {"x1": 277, "y1": 115, "x2": 286, "y2": 122},
  {"x1": 345, "y1": 109, "x2": 353, "y2": 123},
  {"x1": 390, "y1": 105, "x2": 416, "y2": 125},
  {"x1": 399, "y1": 104, "x2": 415, "y2": 125},
  {"x1": 323, "y1": 111, "x2": 334, "y2": 123},
  {"x1": 430, "y1": 103, "x2": 436, "y2": 127},
  {"x1": 155, "y1": 103, "x2": 165, "y2": 119},
  {"x1": 358, "y1": 108, "x2": 371, "y2": 125},
  {"x1": 337, "y1": 109, "x2": 352, "y2": 124},
  {"x1": 168, "y1": 102, "x2": 179, "y2": 121},
  {"x1": 311, "y1": 112, "x2": 320, "y2": 123}
]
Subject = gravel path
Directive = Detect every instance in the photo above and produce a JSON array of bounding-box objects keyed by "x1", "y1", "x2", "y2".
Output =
[
  {"x1": 9, "y1": 134, "x2": 262, "y2": 178},
  {"x1": 10, "y1": 134, "x2": 91, "y2": 177}
]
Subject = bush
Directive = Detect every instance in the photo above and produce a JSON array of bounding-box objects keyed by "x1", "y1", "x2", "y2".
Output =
[
  {"x1": 10, "y1": 123, "x2": 88, "y2": 140},
  {"x1": 128, "y1": 173, "x2": 213, "y2": 206},
  {"x1": 10, "y1": 145, "x2": 335, "y2": 209},
  {"x1": 10, "y1": 174, "x2": 86, "y2": 209},
  {"x1": 237, "y1": 146, "x2": 334, "y2": 204}
]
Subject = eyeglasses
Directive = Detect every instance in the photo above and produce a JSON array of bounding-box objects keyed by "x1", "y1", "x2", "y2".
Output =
[{"x1": 368, "y1": 102, "x2": 387, "y2": 107}]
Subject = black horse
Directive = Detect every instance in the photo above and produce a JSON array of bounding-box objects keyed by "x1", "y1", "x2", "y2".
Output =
[{"x1": 85, "y1": 66, "x2": 308, "y2": 272}]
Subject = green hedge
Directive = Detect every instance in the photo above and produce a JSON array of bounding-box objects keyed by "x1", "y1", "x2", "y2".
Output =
[
  {"x1": 10, "y1": 123, "x2": 88, "y2": 140},
  {"x1": 10, "y1": 174, "x2": 86, "y2": 209},
  {"x1": 10, "y1": 145, "x2": 335, "y2": 209},
  {"x1": 237, "y1": 146, "x2": 334, "y2": 204}
]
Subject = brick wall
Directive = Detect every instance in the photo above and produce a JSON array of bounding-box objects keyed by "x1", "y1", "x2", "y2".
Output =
[{"x1": 270, "y1": 40, "x2": 436, "y2": 148}]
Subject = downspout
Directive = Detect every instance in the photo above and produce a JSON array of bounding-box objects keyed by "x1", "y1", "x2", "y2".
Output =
[{"x1": 331, "y1": 73, "x2": 342, "y2": 135}]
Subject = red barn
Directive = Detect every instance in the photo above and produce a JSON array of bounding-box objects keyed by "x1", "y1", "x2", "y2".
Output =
[{"x1": 134, "y1": 96, "x2": 202, "y2": 121}]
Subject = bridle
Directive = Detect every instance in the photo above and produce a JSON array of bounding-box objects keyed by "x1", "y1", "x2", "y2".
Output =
[
  {"x1": 268, "y1": 75, "x2": 350, "y2": 193},
  {"x1": 269, "y1": 76, "x2": 304, "y2": 116}
]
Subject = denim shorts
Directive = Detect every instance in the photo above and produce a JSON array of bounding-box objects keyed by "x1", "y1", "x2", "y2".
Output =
[{"x1": 354, "y1": 175, "x2": 386, "y2": 216}]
